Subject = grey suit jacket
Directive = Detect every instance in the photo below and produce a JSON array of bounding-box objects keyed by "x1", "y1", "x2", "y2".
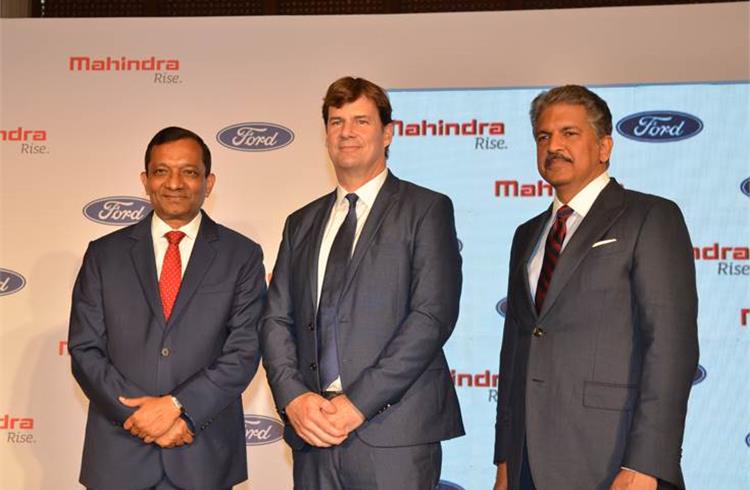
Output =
[
  {"x1": 260, "y1": 171, "x2": 465, "y2": 449},
  {"x1": 68, "y1": 211, "x2": 266, "y2": 490},
  {"x1": 494, "y1": 180, "x2": 699, "y2": 489}
]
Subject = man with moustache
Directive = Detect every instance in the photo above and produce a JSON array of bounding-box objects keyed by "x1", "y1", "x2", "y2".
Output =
[
  {"x1": 69, "y1": 127, "x2": 266, "y2": 489},
  {"x1": 260, "y1": 76, "x2": 464, "y2": 489},
  {"x1": 493, "y1": 86, "x2": 698, "y2": 490}
]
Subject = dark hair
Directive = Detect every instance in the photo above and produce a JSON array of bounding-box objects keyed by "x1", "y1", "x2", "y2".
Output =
[
  {"x1": 322, "y1": 76, "x2": 393, "y2": 158},
  {"x1": 530, "y1": 85, "x2": 613, "y2": 139},
  {"x1": 144, "y1": 126, "x2": 212, "y2": 175}
]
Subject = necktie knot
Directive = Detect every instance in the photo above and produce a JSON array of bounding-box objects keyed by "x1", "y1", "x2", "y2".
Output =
[
  {"x1": 556, "y1": 205, "x2": 573, "y2": 221},
  {"x1": 165, "y1": 231, "x2": 186, "y2": 246},
  {"x1": 345, "y1": 193, "x2": 358, "y2": 208}
]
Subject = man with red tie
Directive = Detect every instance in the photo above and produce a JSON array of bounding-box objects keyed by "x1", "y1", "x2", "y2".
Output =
[
  {"x1": 68, "y1": 127, "x2": 266, "y2": 489},
  {"x1": 493, "y1": 86, "x2": 698, "y2": 490}
]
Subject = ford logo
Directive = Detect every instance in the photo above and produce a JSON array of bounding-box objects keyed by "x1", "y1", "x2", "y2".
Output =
[
  {"x1": 0, "y1": 269, "x2": 26, "y2": 297},
  {"x1": 457, "y1": 239, "x2": 463, "y2": 253},
  {"x1": 745, "y1": 433, "x2": 750, "y2": 448},
  {"x1": 83, "y1": 196, "x2": 151, "y2": 226},
  {"x1": 217, "y1": 122, "x2": 294, "y2": 152},
  {"x1": 616, "y1": 111, "x2": 703, "y2": 142},
  {"x1": 740, "y1": 178, "x2": 750, "y2": 198},
  {"x1": 436, "y1": 481, "x2": 465, "y2": 490},
  {"x1": 244, "y1": 414, "x2": 284, "y2": 446},
  {"x1": 693, "y1": 364, "x2": 707, "y2": 385},
  {"x1": 496, "y1": 297, "x2": 508, "y2": 317}
]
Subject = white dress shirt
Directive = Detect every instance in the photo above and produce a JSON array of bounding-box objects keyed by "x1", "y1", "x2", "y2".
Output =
[
  {"x1": 151, "y1": 211, "x2": 202, "y2": 280},
  {"x1": 527, "y1": 172, "x2": 611, "y2": 295},
  {"x1": 317, "y1": 167, "x2": 388, "y2": 391}
]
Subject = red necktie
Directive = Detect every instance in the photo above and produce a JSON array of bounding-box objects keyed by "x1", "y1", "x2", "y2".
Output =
[
  {"x1": 535, "y1": 205, "x2": 574, "y2": 314},
  {"x1": 160, "y1": 231, "x2": 186, "y2": 322}
]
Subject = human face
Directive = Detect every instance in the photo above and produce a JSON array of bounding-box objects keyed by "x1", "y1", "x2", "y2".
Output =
[
  {"x1": 140, "y1": 138, "x2": 215, "y2": 228},
  {"x1": 535, "y1": 103, "x2": 613, "y2": 203},
  {"x1": 325, "y1": 96, "x2": 393, "y2": 190}
]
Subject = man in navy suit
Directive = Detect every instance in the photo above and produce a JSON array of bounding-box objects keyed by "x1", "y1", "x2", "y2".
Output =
[
  {"x1": 260, "y1": 77, "x2": 464, "y2": 489},
  {"x1": 493, "y1": 86, "x2": 698, "y2": 490},
  {"x1": 69, "y1": 127, "x2": 266, "y2": 489}
]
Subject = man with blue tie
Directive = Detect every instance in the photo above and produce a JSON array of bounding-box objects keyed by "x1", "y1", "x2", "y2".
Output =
[
  {"x1": 493, "y1": 85, "x2": 698, "y2": 490},
  {"x1": 260, "y1": 76, "x2": 464, "y2": 489},
  {"x1": 68, "y1": 126, "x2": 266, "y2": 489}
]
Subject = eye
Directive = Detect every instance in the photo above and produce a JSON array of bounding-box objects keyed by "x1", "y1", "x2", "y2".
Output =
[
  {"x1": 535, "y1": 134, "x2": 549, "y2": 143},
  {"x1": 152, "y1": 168, "x2": 168, "y2": 176},
  {"x1": 183, "y1": 169, "x2": 200, "y2": 177}
]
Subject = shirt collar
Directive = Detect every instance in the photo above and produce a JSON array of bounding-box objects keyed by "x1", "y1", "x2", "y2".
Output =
[
  {"x1": 151, "y1": 211, "x2": 202, "y2": 241},
  {"x1": 335, "y1": 167, "x2": 388, "y2": 209},
  {"x1": 552, "y1": 171, "x2": 610, "y2": 218}
]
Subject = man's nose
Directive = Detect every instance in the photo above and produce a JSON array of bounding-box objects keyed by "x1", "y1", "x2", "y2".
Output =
[{"x1": 165, "y1": 171, "x2": 184, "y2": 188}]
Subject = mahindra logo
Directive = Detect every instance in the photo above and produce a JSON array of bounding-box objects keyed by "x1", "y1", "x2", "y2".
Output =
[
  {"x1": 0, "y1": 269, "x2": 26, "y2": 297},
  {"x1": 616, "y1": 111, "x2": 703, "y2": 142},
  {"x1": 1, "y1": 127, "x2": 47, "y2": 142},
  {"x1": 393, "y1": 119, "x2": 504, "y2": 137},
  {"x1": 217, "y1": 123, "x2": 294, "y2": 152},
  {"x1": 0, "y1": 414, "x2": 34, "y2": 430},
  {"x1": 741, "y1": 178, "x2": 750, "y2": 198},
  {"x1": 692, "y1": 244, "x2": 749, "y2": 261},
  {"x1": 69, "y1": 56, "x2": 180, "y2": 72},
  {"x1": 496, "y1": 297, "x2": 508, "y2": 317},
  {"x1": 244, "y1": 414, "x2": 283, "y2": 446},
  {"x1": 83, "y1": 197, "x2": 152, "y2": 226},
  {"x1": 693, "y1": 365, "x2": 707, "y2": 385},
  {"x1": 436, "y1": 481, "x2": 466, "y2": 489},
  {"x1": 495, "y1": 180, "x2": 553, "y2": 198}
]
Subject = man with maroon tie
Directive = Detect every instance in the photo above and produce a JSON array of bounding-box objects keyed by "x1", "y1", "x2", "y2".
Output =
[
  {"x1": 493, "y1": 86, "x2": 698, "y2": 490},
  {"x1": 69, "y1": 127, "x2": 266, "y2": 489}
]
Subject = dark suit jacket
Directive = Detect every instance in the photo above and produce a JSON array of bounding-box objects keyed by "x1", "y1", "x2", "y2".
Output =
[
  {"x1": 68, "y1": 211, "x2": 266, "y2": 490},
  {"x1": 260, "y1": 171, "x2": 464, "y2": 449},
  {"x1": 494, "y1": 180, "x2": 699, "y2": 490}
]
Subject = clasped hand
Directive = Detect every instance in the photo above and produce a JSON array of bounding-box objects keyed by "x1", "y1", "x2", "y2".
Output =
[
  {"x1": 120, "y1": 395, "x2": 193, "y2": 448},
  {"x1": 285, "y1": 392, "x2": 365, "y2": 448}
]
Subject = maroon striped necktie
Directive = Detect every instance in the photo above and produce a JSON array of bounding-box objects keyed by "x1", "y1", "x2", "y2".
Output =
[{"x1": 535, "y1": 205, "x2": 574, "y2": 314}]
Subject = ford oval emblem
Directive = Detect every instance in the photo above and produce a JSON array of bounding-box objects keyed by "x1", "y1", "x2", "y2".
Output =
[
  {"x1": 217, "y1": 122, "x2": 294, "y2": 152},
  {"x1": 457, "y1": 239, "x2": 463, "y2": 253},
  {"x1": 244, "y1": 414, "x2": 284, "y2": 446},
  {"x1": 693, "y1": 364, "x2": 707, "y2": 385},
  {"x1": 496, "y1": 297, "x2": 508, "y2": 317},
  {"x1": 740, "y1": 177, "x2": 750, "y2": 198},
  {"x1": 0, "y1": 269, "x2": 27, "y2": 297},
  {"x1": 436, "y1": 481, "x2": 465, "y2": 490},
  {"x1": 745, "y1": 433, "x2": 750, "y2": 448},
  {"x1": 616, "y1": 111, "x2": 703, "y2": 142},
  {"x1": 83, "y1": 196, "x2": 152, "y2": 226}
]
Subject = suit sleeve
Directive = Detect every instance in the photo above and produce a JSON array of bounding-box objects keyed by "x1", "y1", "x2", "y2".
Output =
[
  {"x1": 621, "y1": 199, "x2": 699, "y2": 487},
  {"x1": 259, "y1": 217, "x2": 311, "y2": 411},
  {"x1": 171, "y1": 243, "x2": 266, "y2": 430},
  {"x1": 345, "y1": 194, "x2": 463, "y2": 420},
  {"x1": 68, "y1": 242, "x2": 149, "y2": 423},
  {"x1": 494, "y1": 227, "x2": 523, "y2": 464}
]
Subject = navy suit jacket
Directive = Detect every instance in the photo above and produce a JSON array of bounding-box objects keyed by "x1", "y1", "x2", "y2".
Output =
[
  {"x1": 260, "y1": 171, "x2": 465, "y2": 449},
  {"x1": 495, "y1": 180, "x2": 699, "y2": 489},
  {"x1": 68, "y1": 211, "x2": 266, "y2": 490}
]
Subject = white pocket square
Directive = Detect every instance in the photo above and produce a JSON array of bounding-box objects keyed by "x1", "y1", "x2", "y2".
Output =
[{"x1": 592, "y1": 238, "x2": 617, "y2": 248}]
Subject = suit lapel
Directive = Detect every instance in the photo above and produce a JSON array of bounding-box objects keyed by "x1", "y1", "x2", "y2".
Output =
[
  {"x1": 308, "y1": 192, "x2": 337, "y2": 311},
  {"x1": 538, "y1": 180, "x2": 626, "y2": 320},
  {"x1": 340, "y1": 171, "x2": 400, "y2": 297},
  {"x1": 129, "y1": 212, "x2": 166, "y2": 328},
  {"x1": 518, "y1": 209, "x2": 551, "y2": 316},
  {"x1": 168, "y1": 211, "x2": 218, "y2": 326}
]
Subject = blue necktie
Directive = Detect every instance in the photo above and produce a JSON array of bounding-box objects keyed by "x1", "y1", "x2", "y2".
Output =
[{"x1": 317, "y1": 193, "x2": 358, "y2": 389}]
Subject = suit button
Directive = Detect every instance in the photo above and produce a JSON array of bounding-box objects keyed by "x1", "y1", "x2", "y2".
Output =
[
  {"x1": 161, "y1": 347, "x2": 170, "y2": 357},
  {"x1": 309, "y1": 362, "x2": 317, "y2": 370},
  {"x1": 532, "y1": 328, "x2": 545, "y2": 337},
  {"x1": 308, "y1": 322, "x2": 315, "y2": 331}
]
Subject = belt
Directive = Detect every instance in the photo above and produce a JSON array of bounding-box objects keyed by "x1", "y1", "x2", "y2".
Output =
[{"x1": 320, "y1": 390, "x2": 343, "y2": 400}]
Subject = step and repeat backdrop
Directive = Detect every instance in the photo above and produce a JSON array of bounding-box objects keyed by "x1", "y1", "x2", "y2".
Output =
[{"x1": 1, "y1": 4, "x2": 748, "y2": 489}]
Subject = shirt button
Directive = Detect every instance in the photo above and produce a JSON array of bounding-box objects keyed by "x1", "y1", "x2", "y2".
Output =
[
  {"x1": 532, "y1": 327, "x2": 545, "y2": 337},
  {"x1": 308, "y1": 322, "x2": 315, "y2": 331},
  {"x1": 161, "y1": 347, "x2": 170, "y2": 357},
  {"x1": 309, "y1": 362, "x2": 317, "y2": 370}
]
